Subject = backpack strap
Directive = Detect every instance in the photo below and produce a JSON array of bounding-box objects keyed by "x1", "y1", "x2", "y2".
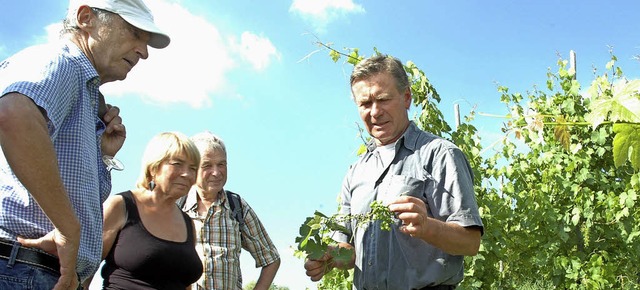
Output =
[
  {"x1": 225, "y1": 190, "x2": 244, "y2": 227},
  {"x1": 177, "y1": 190, "x2": 244, "y2": 227}
]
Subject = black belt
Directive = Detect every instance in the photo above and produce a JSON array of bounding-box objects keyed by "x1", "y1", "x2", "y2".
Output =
[
  {"x1": 0, "y1": 239, "x2": 60, "y2": 274},
  {"x1": 419, "y1": 285, "x2": 456, "y2": 290}
]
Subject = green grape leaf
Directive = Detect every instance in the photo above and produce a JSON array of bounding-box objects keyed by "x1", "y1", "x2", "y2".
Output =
[
  {"x1": 627, "y1": 230, "x2": 640, "y2": 244},
  {"x1": 314, "y1": 210, "x2": 329, "y2": 219},
  {"x1": 298, "y1": 218, "x2": 313, "y2": 235},
  {"x1": 346, "y1": 49, "x2": 361, "y2": 66},
  {"x1": 297, "y1": 225, "x2": 313, "y2": 250},
  {"x1": 331, "y1": 247, "x2": 355, "y2": 266},
  {"x1": 329, "y1": 49, "x2": 341, "y2": 63},
  {"x1": 569, "y1": 79, "x2": 580, "y2": 96},
  {"x1": 554, "y1": 116, "x2": 571, "y2": 151},
  {"x1": 305, "y1": 239, "x2": 327, "y2": 260},
  {"x1": 586, "y1": 79, "x2": 640, "y2": 128},
  {"x1": 325, "y1": 220, "x2": 350, "y2": 234},
  {"x1": 356, "y1": 144, "x2": 367, "y2": 156},
  {"x1": 612, "y1": 123, "x2": 640, "y2": 170},
  {"x1": 613, "y1": 79, "x2": 640, "y2": 122}
]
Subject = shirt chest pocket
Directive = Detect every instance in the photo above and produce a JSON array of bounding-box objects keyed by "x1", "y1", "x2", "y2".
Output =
[{"x1": 378, "y1": 174, "x2": 428, "y2": 206}]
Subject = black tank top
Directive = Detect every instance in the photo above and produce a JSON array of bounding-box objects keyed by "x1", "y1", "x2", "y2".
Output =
[{"x1": 101, "y1": 191, "x2": 203, "y2": 289}]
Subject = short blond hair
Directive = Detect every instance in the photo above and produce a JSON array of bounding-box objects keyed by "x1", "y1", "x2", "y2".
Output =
[{"x1": 136, "y1": 132, "x2": 201, "y2": 190}]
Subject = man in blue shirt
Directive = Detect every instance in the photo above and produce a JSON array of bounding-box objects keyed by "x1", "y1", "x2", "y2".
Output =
[
  {"x1": 304, "y1": 55, "x2": 484, "y2": 289},
  {"x1": 0, "y1": 0, "x2": 170, "y2": 289}
]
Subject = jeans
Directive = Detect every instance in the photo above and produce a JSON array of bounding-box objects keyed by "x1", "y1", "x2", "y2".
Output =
[{"x1": 0, "y1": 258, "x2": 59, "y2": 290}]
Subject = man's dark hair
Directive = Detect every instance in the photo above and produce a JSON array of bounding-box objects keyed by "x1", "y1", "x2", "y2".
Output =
[{"x1": 350, "y1": 55, "x2": 410, "y2": 94}]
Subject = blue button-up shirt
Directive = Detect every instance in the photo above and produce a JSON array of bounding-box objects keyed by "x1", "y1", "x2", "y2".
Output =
[
  {"x1": 0, "y1": 40, "x2": 111, "y2": 280},
  {"x1": 335, "y1": 122, "x2": 484, "y2": 289}
]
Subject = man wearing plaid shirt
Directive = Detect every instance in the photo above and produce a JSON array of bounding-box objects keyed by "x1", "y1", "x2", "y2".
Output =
[{"x1": 181, "y1": 131, "x2": 280, "y2": 290}]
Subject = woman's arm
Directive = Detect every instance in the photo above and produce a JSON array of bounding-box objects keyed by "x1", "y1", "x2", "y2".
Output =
[{"x1": 82, "y1": 195, "x2": 127, "y2": 288}]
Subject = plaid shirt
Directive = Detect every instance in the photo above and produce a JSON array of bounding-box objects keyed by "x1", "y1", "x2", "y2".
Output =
[
  {"x1": 0, "y1": 40, "x2": 111, "y2": 280},
  {"x1": 182, "y1": 188, "x2": 280, "y2": 290}
]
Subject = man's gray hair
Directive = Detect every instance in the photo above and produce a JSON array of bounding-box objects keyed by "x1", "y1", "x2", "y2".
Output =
[
  {"x1": 61, "y1": 7, "x2": 115, "y2": 36},
  {"x1": 190, "y1": 130, "x2": 227, "y2": 155},
  {"x1": 350, "y1": 55, "x2": 410, "y2": 94}
]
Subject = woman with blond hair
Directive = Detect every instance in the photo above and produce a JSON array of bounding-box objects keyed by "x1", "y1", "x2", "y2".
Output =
[{"x1": 97, "y1": 132, "x2": 203, "y2": 289}]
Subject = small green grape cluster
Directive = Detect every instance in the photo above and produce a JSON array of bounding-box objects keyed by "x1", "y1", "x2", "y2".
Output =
[
  {"x1": 328, "y1": 201, "x2": 395, "y2": 232},
  {"x1": 295, "y1": 201, "x2": 397, "y2": 262},
  {"x1": 369, "y1": 201, "x2": 395, "y2": 231}
]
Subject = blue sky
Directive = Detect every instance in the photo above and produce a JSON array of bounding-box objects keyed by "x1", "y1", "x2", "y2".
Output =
[{"x1": 2, "y1": 0, "x2": 640, "y2": 289}]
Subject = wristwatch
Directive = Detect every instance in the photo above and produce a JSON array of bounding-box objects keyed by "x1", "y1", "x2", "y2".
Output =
[{"x1": 102, "y1": 155, "x2": 125, "y2": 171}]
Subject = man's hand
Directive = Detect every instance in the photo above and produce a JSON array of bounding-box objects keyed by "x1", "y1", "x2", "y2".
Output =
[
  {"x1": 18, "y1": 228, "x2": 80, "y2": 290},
  {"x1": 389, "y1": 196, "x2": 482, "y2": 255},
  {"x1": 100, "y1": 104, "x2": 126, "y2": 157},
  {"x1": 304, "y1": 253, "x2": 333, "y2": 282},
  {"x1": 304, "y1": 243, "x2": 354, "y2": 282},
  {"x1": 388, "y1": 196, "x2": 429, "y2": 239}
]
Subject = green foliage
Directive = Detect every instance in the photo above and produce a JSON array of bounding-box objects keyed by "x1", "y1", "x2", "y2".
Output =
[
  {"x1": 243, "y1": 281, "x2": 290, "y2": 290},
  {"x1": 369, "y1": 200, "x2": 395, "y2": 231},
  {"x1": 613, "y1": 123, "x2": 640, "y2": 170},
  {"x1": 405, "y1": 60, "x2": 452, "y2": 137},
  {"x1": 585, "y1": 75, "x2": 640, "y2": 170},
  {"x1": 586, "y1": 79, "x2": 640, "y2": 126},
  {"x1": 294, "y1": 201, "x2": 394, "y2": 289},
  {"x1": 468, "y1": 51, "x2": 640, "y2": 289},
  {"x1": 316, "y1": 268, "x2": 353, "y2": 290}
]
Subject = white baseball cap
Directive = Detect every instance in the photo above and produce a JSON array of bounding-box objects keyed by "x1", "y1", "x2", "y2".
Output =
[{"x1": 69, "y1": 0, "x2": 170, "y2": 49}]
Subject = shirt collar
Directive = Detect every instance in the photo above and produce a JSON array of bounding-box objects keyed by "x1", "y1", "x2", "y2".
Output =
[
  {"x1": 183, "y1": 187, "x2": 199, "y2": 210},
  {"x1": 365, "y1": 121, "x2": 420, "y2": 154},
  {"x1": 60, "y1": 40, "x2": 100, "y2": 85},
  {"x1": 400, "y1": 121, "x2": 422, "y2": 151},
  {"x1": 183, "y1": 187, "x2": 229, "y2": 211}
]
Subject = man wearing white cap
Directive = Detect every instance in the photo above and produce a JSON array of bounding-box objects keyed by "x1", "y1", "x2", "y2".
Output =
[{"x1": 0, "y1": 0, "x2": 170, "y2": 289}]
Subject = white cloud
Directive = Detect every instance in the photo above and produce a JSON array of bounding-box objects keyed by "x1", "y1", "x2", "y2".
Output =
[
  {"x1": 45, "y1": 23, "x2": 62, "y2": 44},
  {"x1": 289, "y1": 0, "x2": 364, "y2": 33},
  {"x1": 230, "y1": 32, "x2": 280, "y2": 72},
  {"x1": 43, "y1": 1, "x2": 281, "y2": 109},
  {"x1": 99, "y1": 0, "x2": 235, "y2": 109}
]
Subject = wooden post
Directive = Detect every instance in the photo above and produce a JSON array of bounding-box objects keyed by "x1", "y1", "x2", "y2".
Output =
[
  {"x1": 454, "y1": 103, "x2": 460, "y2": 130},
  {"x1": 570, "y1": 50, "x2": 577, "y2": 80}
]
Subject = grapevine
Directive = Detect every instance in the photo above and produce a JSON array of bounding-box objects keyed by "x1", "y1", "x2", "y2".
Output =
[{"x1": 294, "y1": 201, "x2": 395, "y2": 289}]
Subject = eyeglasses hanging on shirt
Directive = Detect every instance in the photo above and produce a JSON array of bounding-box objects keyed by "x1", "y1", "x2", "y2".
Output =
[{"x1": 98, "y1": 92, "x2": 124, "y2": 171}]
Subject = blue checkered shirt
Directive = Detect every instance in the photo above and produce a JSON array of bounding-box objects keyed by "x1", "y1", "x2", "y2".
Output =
[{"x1": 0, "y1": 40, "x2": 112, "y2": 280}]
